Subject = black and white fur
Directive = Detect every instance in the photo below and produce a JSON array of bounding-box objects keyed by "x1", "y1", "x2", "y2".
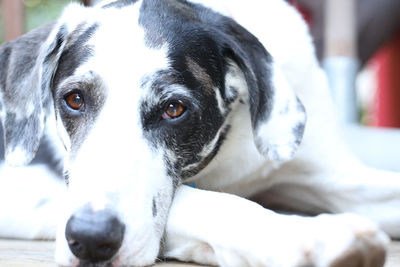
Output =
[{"x1": 0, "y1": 0, "x2": 398, "y2": 266}]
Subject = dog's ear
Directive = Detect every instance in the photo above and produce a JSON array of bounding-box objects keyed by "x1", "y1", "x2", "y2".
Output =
[
  {"x1": 222, "y1": 21, "x2": 306, "y2": 162},
  {"x1": 0, "y1": 22, "x2": 68, "y2": 166}
]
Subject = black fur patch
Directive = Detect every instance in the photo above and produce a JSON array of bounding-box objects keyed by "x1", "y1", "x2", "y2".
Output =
[
  {"x1": 52, "y1": 23, "x2": 99, "y2": 89},
  {"x1": 44, "y1": 24, "x2": 67, "y2": 66},
  {"x1": 140, "y1": 70, "x2": 225, "y2": 181},
  {"x1": 138, "y1": 0, "x2": 275, "y2": 181},
  {"x1": 180, "y1": 124, "x2": 231, "y2": 179}
]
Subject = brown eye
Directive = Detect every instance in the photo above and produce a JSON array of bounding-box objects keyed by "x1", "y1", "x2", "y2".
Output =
[
  {"x1": 162, "y1": 101, "x2": 185, "y2": 119},
  {"x1": 65, "y1": 91, "x2": 84, "y2": 111}
]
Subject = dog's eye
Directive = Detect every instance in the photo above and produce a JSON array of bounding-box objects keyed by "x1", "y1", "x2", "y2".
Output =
[
  {"x1": 64, "y1": 91, "x2": 84, "y2": 111},
  {"x1": 162, "y1": 101, "x2": 186, "y2": 119}
]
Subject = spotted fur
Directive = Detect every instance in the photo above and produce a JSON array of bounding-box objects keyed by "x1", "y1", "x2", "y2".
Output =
[{"x1": 0, "y1": 1, "x2": 397, "y2": 267}]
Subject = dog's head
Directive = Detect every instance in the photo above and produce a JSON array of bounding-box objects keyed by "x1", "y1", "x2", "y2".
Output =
[{"x1": 0, "y1": 0, "x2": 306, "y2": 265}]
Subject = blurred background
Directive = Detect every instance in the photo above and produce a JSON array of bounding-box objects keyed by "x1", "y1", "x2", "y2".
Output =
[
  {"x1": 0, "y1": 0, "x2": 399, "y2": 170},
  {"x1": 0, "y1": 0, "x2": 77, "y2": 42},
  {"x1": 288, "y1": 0, "x2": 400, "y2": 171}
]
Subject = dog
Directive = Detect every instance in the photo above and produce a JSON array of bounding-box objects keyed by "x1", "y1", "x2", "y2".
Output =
[{"x1": 0, "y1": 0, "x2": 399, "y2": 266}]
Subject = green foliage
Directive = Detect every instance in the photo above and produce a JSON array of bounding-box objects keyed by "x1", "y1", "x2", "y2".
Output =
[
  {"x1": 0, "y1": 0, "x2": 79, "y2": 43},
  {"x1": 25, "y1": 0, "x2": 79, "y2": 31}
]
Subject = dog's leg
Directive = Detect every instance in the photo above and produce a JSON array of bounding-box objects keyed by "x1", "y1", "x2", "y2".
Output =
[
  {"x1": 256, "y1": 154, "x2": 400, "y2": 239},
  {"x1": 0, "y1": 164, "x2": 65, "y2": 239},
  {"x1": 164, "y1": 185, "x2": 389, "y2": 267}
]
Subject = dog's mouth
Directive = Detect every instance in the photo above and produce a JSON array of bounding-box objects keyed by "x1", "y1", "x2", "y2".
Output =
[{"x1": 56, "y1": 182, "x2": 171, "y2": 267}]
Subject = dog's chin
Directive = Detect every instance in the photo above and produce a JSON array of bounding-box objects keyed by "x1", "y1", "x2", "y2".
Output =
[{"x1": 116, "y1": 235, "x2": 162, "y2": 267}]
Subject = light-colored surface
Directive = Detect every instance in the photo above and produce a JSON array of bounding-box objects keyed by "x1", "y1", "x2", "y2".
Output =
[
  {"x1": 0, "y1": 239, "x2": 399, "y2": 266},
  {"x1": 0, "y1": 239, "x2": 199, "y2": 267}
]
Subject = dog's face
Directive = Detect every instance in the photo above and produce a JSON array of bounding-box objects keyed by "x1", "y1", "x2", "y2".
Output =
[{"x1": 0, "y1": 0, "x2": 306, "y2": 266}]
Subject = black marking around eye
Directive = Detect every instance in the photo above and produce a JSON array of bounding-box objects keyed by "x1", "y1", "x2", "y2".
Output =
[
  {"x1": 137, "y1": 0, "x2": 276, "y2": 182},
  {"x1": 56, "y1": 75, "x2": 107, "y2": 156}
]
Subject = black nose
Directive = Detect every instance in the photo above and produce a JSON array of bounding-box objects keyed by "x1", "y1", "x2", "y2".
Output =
[{"x1": 65, "y1": 206, "x2": 125, "y2": 263}]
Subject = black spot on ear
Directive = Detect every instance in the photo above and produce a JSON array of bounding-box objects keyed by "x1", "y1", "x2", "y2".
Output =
[
  {"x1": 152, "y1": 198, "x2": 157, "y2": 217},
  {"x1": 293, "y1": 98, "x2": 306, "y2": 146},
  {"x1": 293, "y1": 123, "x2": 305, "y2": 146}
]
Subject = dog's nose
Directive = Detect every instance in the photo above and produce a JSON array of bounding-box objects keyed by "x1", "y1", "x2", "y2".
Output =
[{"x1": 65, "y1": 207, "x2": 125, "y2": 263}]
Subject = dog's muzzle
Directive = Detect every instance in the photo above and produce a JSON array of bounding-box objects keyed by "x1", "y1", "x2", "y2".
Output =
[{"x1": 65, "y1": 205, "x2": 125, "y2": 263}]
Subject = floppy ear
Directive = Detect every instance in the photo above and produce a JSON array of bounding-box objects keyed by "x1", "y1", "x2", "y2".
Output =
[
  {"x1": 222, "y1": 21, "x2": 306, "y2": 162},
  {"x1": 0, "y1": 22, "x2": 67, "y2": 166}
]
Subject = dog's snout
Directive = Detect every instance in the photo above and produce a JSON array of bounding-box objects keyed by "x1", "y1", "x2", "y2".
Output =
[{"x1": 65, "y1": 207, "x2": 125, "y2": 263}]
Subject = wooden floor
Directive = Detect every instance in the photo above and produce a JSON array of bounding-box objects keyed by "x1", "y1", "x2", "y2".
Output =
[{"x1": 0, "y1": 239, "x2": 399, "y2": 266}]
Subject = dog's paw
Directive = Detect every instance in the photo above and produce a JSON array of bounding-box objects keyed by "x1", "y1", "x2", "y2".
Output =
[
  {"x1": 211, "y1": 213, "x2": 389, "y2": 267},
  {"x1": 291, "y1": 213, "x2": 389, "y2": 267}
]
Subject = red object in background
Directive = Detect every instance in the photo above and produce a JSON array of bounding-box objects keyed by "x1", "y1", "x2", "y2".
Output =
[
  {"x1": 289, "y1": 1, "x2": 312, "y2": 25},
  {"x1": 373, "y1": 30, "x2": 400, "y2": 128}
]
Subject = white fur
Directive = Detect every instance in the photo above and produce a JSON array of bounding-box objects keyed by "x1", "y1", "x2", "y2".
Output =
[
  {"x1": 166, "y1": 186, "x2": 389, "y2": 267},
  {"x1": 1, "y1": 0, "x2": 399, "y2": 267},
  {"x1": 255, "y1": 63, "x2": 306, "y2": 161},
  {"x1": 0, "y1": 163, "x2": 65, "y2": 239},
  {"x1": 224, "y1": 60, "x2": 248, "y2": 100},
  {"x1": 52, "y1": 2, "x2": 175, "y2": 266}
]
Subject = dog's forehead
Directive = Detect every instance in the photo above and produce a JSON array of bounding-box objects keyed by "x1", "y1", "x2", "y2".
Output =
[
  {"x1": 70, "y1": 0, "x2": 225, "y2": 99},
  {"x1": 136, "y1": 0, "x2": 225, "y2": 87},
  {"x1": 71, "y1": 4, "x2": 171, "y2": 86}
]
